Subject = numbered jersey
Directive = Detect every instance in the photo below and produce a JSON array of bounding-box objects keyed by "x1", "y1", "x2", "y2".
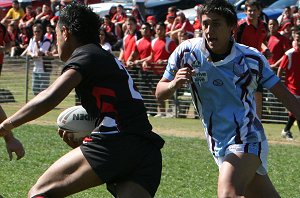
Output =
[
  {"x1": 62, "y1": 43, "x2": 152, "y2": 135},
  {"x1": 164, "y1": 37, "x2": 280, "y2": 157}
]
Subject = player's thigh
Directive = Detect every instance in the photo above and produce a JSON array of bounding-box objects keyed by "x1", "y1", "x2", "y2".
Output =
[
  {"x1": 116, "y1": 181, "x2": 152, "y2": 198},
  {"x1": 29, "y1": 147, "x2": 102, "y2": 197},
  {"x1": 218, "y1": 152, "x2": 261, "y2": 195},
  {"x1": 245, "y1": 173, "x2": 280, "y2": 198}
]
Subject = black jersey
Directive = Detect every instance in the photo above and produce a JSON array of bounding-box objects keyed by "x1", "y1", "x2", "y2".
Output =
[{"x1": 62, "y1": 43, "x2": 153, "y2": 135}]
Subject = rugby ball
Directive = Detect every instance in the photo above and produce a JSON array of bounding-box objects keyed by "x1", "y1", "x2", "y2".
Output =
[{"x1": 57, "y1": 105, "x2": 97, "y2": 141}]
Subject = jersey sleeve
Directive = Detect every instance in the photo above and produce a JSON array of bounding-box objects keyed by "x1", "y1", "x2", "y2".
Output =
[{"x1": 163, "y1": 40, "x2": 192, "y2": 81}]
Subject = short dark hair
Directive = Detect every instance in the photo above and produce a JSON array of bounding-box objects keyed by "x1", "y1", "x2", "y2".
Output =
[
  {"x1": 245, "y1": 0, "x2": 262, "y2": 10},
  {"x1": 58, "y1": 4, "x2": 101, "y2": 44},
  {"x1": 199, "y1": 0, "x2": 237, "y2": 27}
]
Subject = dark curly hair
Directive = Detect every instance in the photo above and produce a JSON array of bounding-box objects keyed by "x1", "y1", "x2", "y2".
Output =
[
  {"x1": 199, "y1": 0, "x2": 237, "y2": 27},
  {"x1": 57, "y1": 4, "x2": 101, "y2": 44}
]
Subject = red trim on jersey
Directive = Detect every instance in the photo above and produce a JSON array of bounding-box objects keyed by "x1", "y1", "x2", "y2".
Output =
[{"x1": 92, "y1": 87, "x2": 117, "y2": 113}]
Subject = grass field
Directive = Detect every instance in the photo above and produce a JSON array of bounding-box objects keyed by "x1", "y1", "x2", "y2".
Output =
[{"x1": 0, "y1": 117, "x2": 300, "y2": 198}]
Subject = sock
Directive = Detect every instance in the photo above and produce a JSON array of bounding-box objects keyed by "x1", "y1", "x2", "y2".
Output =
[
  {"x1": 31, "y1": 194, "x2": 49, "y2": 198},
  {"x1": 284, "y1": 115, "x2": 296, "y2": 131}
]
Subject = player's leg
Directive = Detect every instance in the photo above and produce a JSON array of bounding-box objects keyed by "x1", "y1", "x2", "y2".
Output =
[
  {"x1": 116, "y1": 181, "x2": 152, "y2": 198},
  {"x1": 245, "y1": 173, "x2": 280, "y2": 198},
  {"x1": 218, "y1": 152, "x2": 260, "y2": 197},
  {"x1": 28, "y1": 147, "x2": 102, "y2": 198},
  {"x1": 255, "y1": 91, "x2": 262, "y2": 119}
]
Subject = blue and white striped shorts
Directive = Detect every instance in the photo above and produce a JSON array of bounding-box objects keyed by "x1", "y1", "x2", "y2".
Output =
[{"x1": 213, "y1": 140, "x2": 268, "y2": 175}]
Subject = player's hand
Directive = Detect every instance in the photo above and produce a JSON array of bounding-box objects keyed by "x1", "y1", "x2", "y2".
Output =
[
  {"x1": 5, "y1": 136, "x2": 25, "y2": 161},
  {"x1": 58, "y1": 128, "x2": 82, "y2": 148},
  {"x1": 173, "y1": 67, "x2": 194, "y2": 88}
]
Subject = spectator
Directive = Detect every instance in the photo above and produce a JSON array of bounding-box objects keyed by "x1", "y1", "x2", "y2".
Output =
[
  {"x1": 146, "y1": 15, "x2": 157, "y2": 37},
  {"x1": 44, "y1": 24, "x2": 55, "y2": 44},
  {"x1": 108, "y1": 5, "x2": 117, "y2": 19},
  {"x1": 101, "y1": 15, "x2": 117, "y2": 45},
  {"x1": 1, "y1": 0, "x2": 24, "y2": 27},
  {"x1": 111, "y1": 4, "x2": 127, "y2": 39},
  {"x1": 165, "y1": 13, "x2": 176, "y2": 33},
  {"x1": 164, "y1": 6, "x2": 177, "y2": 25},
  {"x1": 277, "y1": 27, "x2": 300, "y2": 140},
  {"x1": 277, "y1": 6, "x2": 294, "y2": 27},
  {"x1": 27, "y1": 23, "x2": 51, "y2": 95},
  {"x1": 11, "y1": 24, "x2": 30, "y2": 57},
  {"x1": 19, "y1": 4, "x2": 36, "y2": 36},
  {"x1": 7, "y1": 22, "x2": 17, "y2": 51},
  {"x1": 236, "y1": 0, "x2": 271, "y2": 119},
  {"x1": 118, "y1": 16, "x2": 141, "y2": 68},
  {"x1": 130, "y1": 6, "x2": 143, "y2": 29},
  {"x1": 128, "y1": 22, "x2": 156, "y2": 115},
  {"x1": 168, "y1": 12, "x2": 195, "y2": 43},
  {"x1": 279, "y1": 21, "x2": 293, "y2": 41},
  {"x1": 35, "y1": 4, "x2": 54, "y2": 33},
  {"x1": 99, "y1": 27, "x2": 112, "y2": 53},
  {"x1": 0, "y1": 9, "x2": 12, "y2": 76},
  {"x1": 268, "y1": 19, "x2": 291, "y2": 68},
  {"x1": 148, "y1": 22, "x2": 177, "y2": 117},
  {"x1": 193, "y1": 4, "x2": 203, "y2": 33}
]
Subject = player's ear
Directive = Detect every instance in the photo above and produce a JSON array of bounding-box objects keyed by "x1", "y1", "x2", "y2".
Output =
[{"x1": 61, "y1": 26, "x2": 69, "y2": 41}]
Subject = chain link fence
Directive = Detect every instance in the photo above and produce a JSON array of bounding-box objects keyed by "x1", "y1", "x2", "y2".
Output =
[{"x1": 0, "y1": 56, "x2": 288, "y2": 123}]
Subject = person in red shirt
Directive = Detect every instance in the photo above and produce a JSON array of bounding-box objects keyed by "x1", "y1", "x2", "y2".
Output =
[
  {"x1": 127, "y1": 22, "x2": 156, "y2": 115},
  {"x1": 0, "y1": 9, "x2": 12, "y2": 76},
  {"x1": 111, "y1": 4, "x2": 127, "y2": 39},
  {"x1": 19, "y1": 5, "x2": 36, "y2": 32},
  {"x1": 168, "y1": 12, "x2": 195, "y2": 44},
  {"x1": 235, "y1": 0, "x2": 271, "y2": 119},
  {"x1": 118, "y1": 16, "x2": 141, "y2": 68},
  {"x1": 268, "y1": 19, "x2": 291, "y2": 68},
  {"x1": 148, "y1": 22, "x2": 177, "y2": 117},
  {"x1": 277, "y1": 28, "x2": 300, "y2": 140}
]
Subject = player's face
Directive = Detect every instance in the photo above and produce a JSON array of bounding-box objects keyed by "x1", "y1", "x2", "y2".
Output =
[
  {"x1": 140, "y1": 25, "x2": 150, "y2": 37},
  {"x1": 201, "y1": 13, "x2": 234, "y2": 54},
  {"x1": 56, "y1": 25, "x2": 70, "y2": 62},
  {"x1": 294, "y1": 34, "x2": 300, "y2": 48}
]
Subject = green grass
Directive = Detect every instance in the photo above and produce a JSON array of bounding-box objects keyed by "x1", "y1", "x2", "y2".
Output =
[{"x1": 0, "y1": 121, "x2": 300, "y2": 198}]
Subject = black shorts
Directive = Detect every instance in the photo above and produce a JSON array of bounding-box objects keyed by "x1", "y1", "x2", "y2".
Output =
[{"x1": 80, "y1": 132, "x2": 163, "y2": 197}]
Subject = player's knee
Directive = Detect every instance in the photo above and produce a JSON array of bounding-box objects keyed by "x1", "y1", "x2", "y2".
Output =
[{"x1": 218, "y1": 181, "x2": 245, "y2": 198}]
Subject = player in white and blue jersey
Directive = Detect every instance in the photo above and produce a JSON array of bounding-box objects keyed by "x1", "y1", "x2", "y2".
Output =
[{"x1": 156, "y1": 0, "x2": 300, "y2": 197}]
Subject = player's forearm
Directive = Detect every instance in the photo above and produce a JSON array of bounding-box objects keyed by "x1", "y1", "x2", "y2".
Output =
[
  {"x1": 270, "y1": 82, "x2": 300, "y2": 119},
  {"x1": 156, "y1": 80, "x2": 176, "y2": 101}
]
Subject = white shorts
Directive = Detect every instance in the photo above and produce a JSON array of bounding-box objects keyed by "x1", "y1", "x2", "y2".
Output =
[{"x1": 213, "y1": 140, "x2": 268, "y2": 175}]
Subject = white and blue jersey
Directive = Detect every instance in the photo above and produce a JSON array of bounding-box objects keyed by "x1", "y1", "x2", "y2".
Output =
[{"x1": 164, "y1": 37, "x2": 280, "y2": 157}]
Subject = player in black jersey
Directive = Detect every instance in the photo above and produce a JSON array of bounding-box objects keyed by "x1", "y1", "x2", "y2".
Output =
[{"x1": 0, "y1": 4, "x2": 164, "y2": 198}]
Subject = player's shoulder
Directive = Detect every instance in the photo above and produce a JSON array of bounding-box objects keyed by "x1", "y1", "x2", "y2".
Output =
[
  {"x1": 178, "y1": 37, "x2": 204, "y2": 51},
  {"x1": 285, "y1": 47, "x2": 296, "y2": 55}
]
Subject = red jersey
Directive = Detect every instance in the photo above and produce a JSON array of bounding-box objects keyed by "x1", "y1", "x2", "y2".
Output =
[
  {"x1": 268, "y1": 33, "x2": 291, "y2": 65},
  {"x1": 175, "y1": 20, "x2": 195, "y2": 36},
  {"x1": 236, "y1": 18, "x2": 268, "y2": 52},
  {"x1": 151, "y1": 37, "x2": 177, "y2": 75},
  {"x1": 122, "y1": 32, "x2": 140, "y2": 63},
  {"x1": 135, "y1": 37, "x2": 152, "y2": 71},
  {"x1": 279, "y1": 47, "x2": 300, "y2": 95},
  {"x1": 111, "y1": 12, "x2": 127, "y2": 23},
  {"x1": 0, "y1": 24, "x2": 11, "y2": 64}
]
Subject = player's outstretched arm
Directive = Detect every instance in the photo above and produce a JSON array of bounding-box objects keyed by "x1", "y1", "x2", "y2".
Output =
[
  {"x1": 0, "y1": 69, "x2": 82, "y2": 137},
  {"x1": 270, "y1": 81, "x2": 300, "y2": 120},
  {"x1": 0, "y1": 105, "x2": 25, "y2": 160}
]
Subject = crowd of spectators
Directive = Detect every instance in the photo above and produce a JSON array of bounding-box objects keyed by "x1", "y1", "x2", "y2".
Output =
[{"x1": 1, "y1": 0, "x2": 300, "y2": 120}]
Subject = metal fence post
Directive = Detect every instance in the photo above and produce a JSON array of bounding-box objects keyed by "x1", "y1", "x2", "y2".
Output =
[{"x1": 25, "y1": 55, "x2": 29, "y2": 103}]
